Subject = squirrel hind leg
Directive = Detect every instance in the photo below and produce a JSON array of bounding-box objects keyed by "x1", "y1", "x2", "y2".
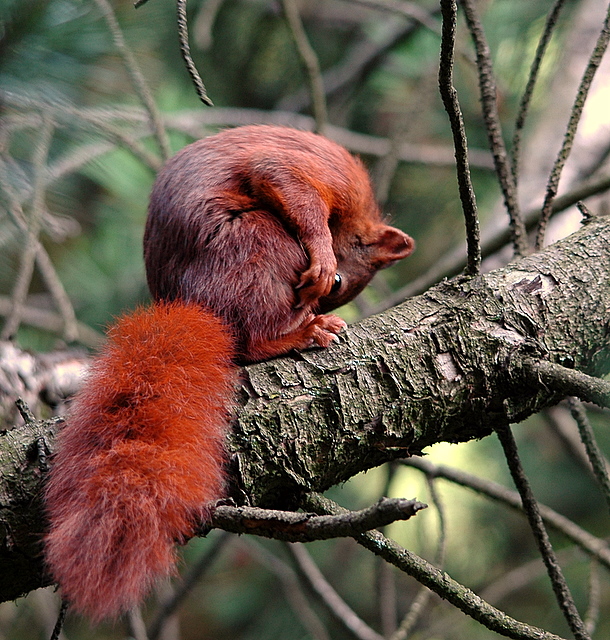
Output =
[{"x1": 242, "y1": 312, "x2": 347, "y2": 363}]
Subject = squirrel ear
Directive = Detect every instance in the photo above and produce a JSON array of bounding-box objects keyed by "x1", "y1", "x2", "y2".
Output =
[{"x1": 372, "y1": 225, "x2": 415, "y2": 267}]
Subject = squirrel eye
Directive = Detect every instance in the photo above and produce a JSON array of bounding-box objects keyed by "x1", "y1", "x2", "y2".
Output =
[{"x1": 331, "y1": 273, "x2": 342, "y2": 294}]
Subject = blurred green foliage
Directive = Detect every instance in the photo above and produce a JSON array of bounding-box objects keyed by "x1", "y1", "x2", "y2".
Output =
[{"x1": 2, "y1": 0, "x2": 609, "y2": 638}]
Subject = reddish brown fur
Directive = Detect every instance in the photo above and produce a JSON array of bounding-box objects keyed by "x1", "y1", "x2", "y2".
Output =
[
  {"x1": 44, "y1": 303, "x2": 235, "y2": 622},
  {"x1": 45, "y1": 125, "x2": 414, "y2": 622},
  {"x1": 144, "y1": 125, "x2": 414, "y2": 362}
]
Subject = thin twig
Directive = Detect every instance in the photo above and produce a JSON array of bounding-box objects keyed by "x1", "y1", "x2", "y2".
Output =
[
  {"x1": 402, "y1": 456, "x2": 610, "y2": 570},
  {"x1": 49, "y1": 599, "x2": 69, "y2": 640},
  {"x1": 535, "y1": 4, "x2": 610, "y2": 249},
  {"x1": 372, "y1": 170, "x2": 610, "y2": 309},
  {"x1": 0, "y1": 295, "x2": 103, "y2": 348},
  {"x1": 77, "y1": 113, "x2": 163, "y2": 170},
  {"x1": 2, "y1": 118, "x2": 54, "y2": 340},
  {"x1": 544, "y1": 406, "x2": 610, "y2": 480},
  {"x1": 439, "y1": 0, "x2": 480, "y2": 275},
  {"x1": 148, "y1": 532, "x2": 231, "y2": 640},
  {"x1": 211, "y1": 498, "x2": 426, "y2": 541},
  {"x1": 0, "y1": 155, "x2": 79, "y2": 342},
  {"x1": 280, "y1": 0, "x2": 327, "y2": 133},
  {"x1": 92, "y1": 0, "x2": 171, "y2": 160},
  {"x1": 244, "y1": 539, "x2": 331, "y2": 640},
  {"x1": 575, "y1": 200, "x2": 596, "y2": 222},
  {"x1": 347, "y1": 0, "x2": 442, "y2": 34},
  {"x1": 193, "y1": 0, "x2": 225, "y2": 50},
  {"x1": 374, "y1": 464, "x2": 399, "y2": 636},
  {"x1": 0, "y1": 97, "x2": 162, "y2": 170},
  {"x1": 0, "y1": 91, "x2": 496, "y2": 169},
  {"x1": 493, "y1": 420, "x2": 590, "y2": 640},
  {"x1": 510, "y1": 0, "x2": 567, "y2": 187},
  {"x1": 567, "y1": 397, "x2": 610, "y2": 515},
  {"x1": 176, "y1": 0, "x2": 214, "y2": 106},
  {"x1": 459, "y1": 0, "x2": 528, "y2": 257},
  {"x1": 127, "y1": 607, "x2": 149, "y2": 640},
  {"x1": 277, "y1": 16, "x2": 438, "y2": 114},
  {"x1": 430, "y1": 549, "x2": 578, "y2": 640},
  {"x1": 288, "y1": 543, "x2": 384, "y2": 640},
  {"x1": 584, "y1": 559, "x2": 600, "y2": 636},
  {"x1": 390, "y1": 476, "x2": 447, "y2": 640},
  {"x1": 303, "y1": 493, "x2": 568, "y2": 640}
]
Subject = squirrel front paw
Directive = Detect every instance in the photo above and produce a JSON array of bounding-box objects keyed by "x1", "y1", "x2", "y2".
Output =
[{"x1": 295, "y1": 251, "x2": 338, "y2": 309}]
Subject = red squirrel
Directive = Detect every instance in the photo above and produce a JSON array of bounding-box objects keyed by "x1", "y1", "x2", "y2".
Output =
[{"x1": 44, "y1": 125, "x2": 414, "y2": 622}]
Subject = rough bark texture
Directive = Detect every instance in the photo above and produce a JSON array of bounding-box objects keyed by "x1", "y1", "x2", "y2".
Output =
[
  {"x1": 1, "y1": 217, "x2": 610, "y2": 603},
  {"x1": 231, "y1": 217, "x2": 610, "y2": 507}
]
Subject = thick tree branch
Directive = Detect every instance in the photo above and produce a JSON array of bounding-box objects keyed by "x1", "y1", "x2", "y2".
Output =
[{"x1": 1, "y1": 217, "x2": 610, "y2": 603}]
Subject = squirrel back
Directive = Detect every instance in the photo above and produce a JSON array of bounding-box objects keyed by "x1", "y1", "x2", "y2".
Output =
[
  {"x1": 144, "y1": 125, "x2": 414, "y2": 362},
  {"x1": 44, "y1": 125, "x2": 414, "y2": 622}
]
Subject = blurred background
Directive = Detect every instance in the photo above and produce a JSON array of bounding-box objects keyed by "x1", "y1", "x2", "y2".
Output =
[{"x1": 1, "y1": 0, "x2": 610, "y2": 638}]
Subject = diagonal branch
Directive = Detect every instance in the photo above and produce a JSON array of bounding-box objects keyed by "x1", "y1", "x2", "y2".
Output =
[
  {"x1": 280, "y1": 0, "x2": 327, "y2": 133},
  {"x1": 535, "y1": 3, "x2": 610, "y2": 249},
  {"x1": 303, "y1": 493, "x2": 568, "y2": 640},
  {"x1": 493, "y1": 421, "x2": 590, "y2": 640},
  {"x1": 459, "y1": 0, "x2": 528, "y2": 256}
]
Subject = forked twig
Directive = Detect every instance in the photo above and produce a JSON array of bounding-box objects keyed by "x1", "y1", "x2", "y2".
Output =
[
  {"x1": 289, "y1": 543, "x2": 384, "y2": 640},
  {"x1": 1, "y1": 118, "x2": 54, "y2": 340},
  {"x1": 303, "y1": 493, "x2": 568, "y2": 640},
  {"x1": 390, "y1": 476, "x2": 447, "y2": 640}
]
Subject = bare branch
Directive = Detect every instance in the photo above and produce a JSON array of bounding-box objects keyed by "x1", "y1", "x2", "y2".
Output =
[
  {"x1": 459, "y1": 0, "x2": 528, "y2": 256},
  {"x1": 439, "y1": 0, "x2": 480, "y2": 275},
  {"x1": 147, "y1": 533, "x2": 231, "y2": 640},
  {"x1": 0, "y1": 155, "x2": 79, "y2": 343},
  {"x1": 584, "y1": 559, "x2": 601, "y2": 636},
  {"x1": 567, "y1": 397, "x2": 610, "y2": 515},
  {"x1": 176, "y1": 0, "x2": 214, "y2": 107},
  {"x1": 526, "y1": 359, "x2": 610, "y2": 410},
  {"x1": 493, "y1": 421, "x2": 590, "y2": 639},
  {"x1": 403, "y1": 457, "x2": 610, "y2": 570},
  {"x1": 1, "y1": 118, "x2": 54, "y2": 340},
  {"x1": 511, "y1": 0, "x2": 568, "y2": 186},
  {"x1": 49, "y1": 599, "x2": 68, "y2": 640},
  {"x1": 280, "y1": 0, "x2": 327, "y2": 133},
  {"x1": 210, "y1": 498, "x2": 426, "y2": 542},
  {"x1": 92, "y1": 0, "x2": 171, "y2": 160},
  {"x1": 244, "y1": 539, "x2": 331, "y2": 640},
  {"x1": 303, "y1": 493, "x2": 569, "y2": 640},
  {"x1": 536, "y1": 4, "x2": 610, "y2": 249},
  {"x1": 371, "y1": 171, "x2": 610, "y2": 311},
  {"x1": 288, "y1": 543, "x2": 384, "y2": 640},
  {"x1": 390, "y1": 476, "x2": 446, "y2": 640},
  {"x1": 347, "y1": 0, "x2": 442, "y2": 33}
]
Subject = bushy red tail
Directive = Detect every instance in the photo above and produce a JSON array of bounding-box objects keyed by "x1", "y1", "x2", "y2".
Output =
[{"x1": 44, "y1": 302, "x2": 236, "y2": 622}]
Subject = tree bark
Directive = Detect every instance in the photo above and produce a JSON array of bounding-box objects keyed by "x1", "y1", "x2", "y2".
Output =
[{"x1": 1, "y1": 216, "x2": 610, "y2": 604}]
